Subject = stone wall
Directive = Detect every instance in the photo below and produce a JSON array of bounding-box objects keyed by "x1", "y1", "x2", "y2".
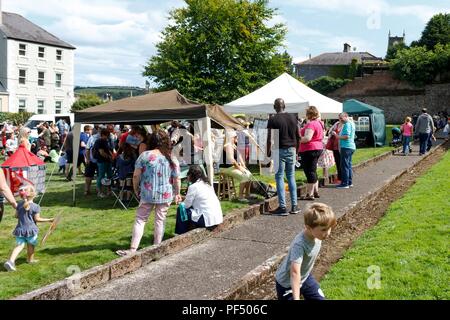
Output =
[{"x1": 330, "y1": 71, "x2": 450, "y2": 123}]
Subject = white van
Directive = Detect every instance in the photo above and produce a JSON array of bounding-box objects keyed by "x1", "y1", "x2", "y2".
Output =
[{"x1": 24, "y1": 113, "x2": 74, "y2": 139}]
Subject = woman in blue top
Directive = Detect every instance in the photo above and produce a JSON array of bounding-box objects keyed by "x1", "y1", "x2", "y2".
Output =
[
  {"x1": 4, "y1": 185, "x2": 53, "y2": 272},
  {"x1": 117, "y1": 130, "x2": 181, "y2": 256}
]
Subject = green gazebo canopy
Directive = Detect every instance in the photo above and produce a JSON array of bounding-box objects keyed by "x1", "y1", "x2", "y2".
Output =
[{"x1": 343, "y1": 99, "x2": 386, "y2": 147}]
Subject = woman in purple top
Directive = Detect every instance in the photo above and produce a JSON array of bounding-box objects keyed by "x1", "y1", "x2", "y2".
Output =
[
  {"x1": 299, "y1": 106, "x2": 324, "y2": 200},
  {"x1": 117, "y1": 130, "x2": 181, "y2": 256}
]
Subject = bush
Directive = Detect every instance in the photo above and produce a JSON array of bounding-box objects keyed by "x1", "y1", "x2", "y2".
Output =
[
  {"x1": 0, "y1": 111, "x2": 34, "y2": 126},
  {"x1": 307, "y1": 76, "x2": 352, "y2": 95},
  {"x1": 71, "y1": 93, "x2": 103, "y2": 112},
  {"x1": 390, "y1": 44, "x2": 450, "y2": 86}
]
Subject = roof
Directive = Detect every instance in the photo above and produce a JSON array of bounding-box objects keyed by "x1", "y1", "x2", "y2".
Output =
[
  {"x1": 1, "y1": 145, "x2": 45, "y2": 168},
  {"x1": 0, "y1": 12, "x2": 75, "y2": 49},
  {"x1": 224, "y1": 73, "x2": 342, "y2": 118},
  {"x1": 74, "y1": 89, "x2": 243, "y2": 130},
  {"x1": 343, "y1": 99, "x2": 384, "y2": 114},
  {"x1": 297, "y1": 52, "x2": 381, "y2": 66}
]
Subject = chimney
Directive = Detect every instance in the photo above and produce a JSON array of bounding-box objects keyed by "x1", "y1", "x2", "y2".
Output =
[
  {"x1": 309, "y1": 53, "x2": 311, "y2": 60},
  {"x1": 343, "y1": 43, "x2": 351, "y2": 53}
]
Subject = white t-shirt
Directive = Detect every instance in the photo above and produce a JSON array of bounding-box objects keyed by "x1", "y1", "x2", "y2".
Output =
[{"x1": 184, "y1": 180, "x2": 223, "y2": 227}]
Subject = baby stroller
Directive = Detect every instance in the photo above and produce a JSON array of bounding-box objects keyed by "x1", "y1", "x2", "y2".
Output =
[{"x1": 389, "y1": 127, "x2": 402, "y2": 147}]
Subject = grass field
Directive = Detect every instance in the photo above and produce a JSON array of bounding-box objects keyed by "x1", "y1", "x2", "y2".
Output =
[
  {"x1": 0, "y1": 163, "x2": 246, "y2": 299},
  {"x1": 320, "y1": 150, "x2": 450, "y2": 300}
]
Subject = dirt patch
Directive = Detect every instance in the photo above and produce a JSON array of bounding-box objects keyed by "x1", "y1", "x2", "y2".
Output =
[{"x1": 242, "y1": 143, "x2": 448, "y2": 300}]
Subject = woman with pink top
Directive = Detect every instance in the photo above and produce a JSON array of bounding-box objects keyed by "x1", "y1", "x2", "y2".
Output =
[
  {"x1": 299, "y1": 106, "x2": 324, "y2": 200},
  {"x1": 400, "y1": 116, "x2": 413, "y2": 155}
]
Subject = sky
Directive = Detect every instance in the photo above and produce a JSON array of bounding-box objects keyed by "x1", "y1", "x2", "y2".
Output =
[{"x1": 3, "y1": 0, "x2": 450, "y2": 88}]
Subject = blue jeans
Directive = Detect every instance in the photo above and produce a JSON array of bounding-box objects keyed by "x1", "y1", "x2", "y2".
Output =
[
  {"x1": 419, "y1": 133, "x2": 429, "y2": 154},
  {"x1": 276, "y1": 275, "x2": 325, "y2": 300},
  {"x1": 275, "y1": 147, "x2": 297, "y2": 208},
  {"x1": 340, "y1": 148, "x2": 354, "y2": 186},
  {"x1": 402, "y1": 136, "x2": 411, "y2": 154},
  {"x1": 96, "y1": 162, "x2": 112, "y2": 190}
]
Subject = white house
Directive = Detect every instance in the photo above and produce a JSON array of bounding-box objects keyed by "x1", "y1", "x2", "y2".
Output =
[{"x1": 0, "y1": 2, "x2": 76, "y2": 114}]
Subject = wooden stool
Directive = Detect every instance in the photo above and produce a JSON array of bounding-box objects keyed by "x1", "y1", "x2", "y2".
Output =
[{"x1": 217, "y1": 173, "x2": 236, "y2": 200}]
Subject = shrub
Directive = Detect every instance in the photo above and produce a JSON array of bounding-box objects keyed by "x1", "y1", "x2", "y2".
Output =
[{"x1": 307, "y1": 76, "x2": 352, "y2": 95}]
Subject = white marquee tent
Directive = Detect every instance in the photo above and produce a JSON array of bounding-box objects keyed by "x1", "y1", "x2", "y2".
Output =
[{"x1": 223, "y1": 73, "x2": 343, "y2": 118}]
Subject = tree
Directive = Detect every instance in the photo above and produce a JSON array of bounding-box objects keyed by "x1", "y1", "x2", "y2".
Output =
[
  {"x1": 390, "y1": 46, "x2": 437, "y2": 86},
  {"x1": 71, "y1": 93, "x2": 103, "y2": 112},
  {"x1": 143, "y1": 0, "x2": 288, "y2": 104},
  {"x1": 385, "y1": 42, "x2": 408, "y2": 60},
  {"x1": 417, "y1": 13, "x2": 450, "y2": 50}
]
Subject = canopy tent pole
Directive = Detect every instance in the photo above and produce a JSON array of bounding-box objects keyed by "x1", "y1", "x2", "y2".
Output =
[
  {"x1": 201, "y1": 117, "x2": 214, "y2": 185},
  {"x1": 72, "y1": 123, "x2": 81, "y2": 206}
]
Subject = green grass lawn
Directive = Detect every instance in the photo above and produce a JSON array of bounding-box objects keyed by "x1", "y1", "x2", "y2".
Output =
[
  {"x1": 320, "y1": 150, "x2": 450, "y2": 300},
  {"x1": 0, "y1": 163, "x2": 246, "y2": 299}
]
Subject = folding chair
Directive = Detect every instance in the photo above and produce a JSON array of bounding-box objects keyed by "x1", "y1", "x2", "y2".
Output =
[{"x1": 110, "y1": 172, "x2": 139, "y2": 210}]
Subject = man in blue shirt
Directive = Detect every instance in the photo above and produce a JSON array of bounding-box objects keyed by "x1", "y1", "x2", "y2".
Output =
[{"x1": 333, "y1": 113, "x2": 356, "y2": 189}]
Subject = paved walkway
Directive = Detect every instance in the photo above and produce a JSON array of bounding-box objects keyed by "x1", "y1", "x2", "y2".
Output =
[{"x1": 73, "y1": 144, "x2": 441, "y2": 300}]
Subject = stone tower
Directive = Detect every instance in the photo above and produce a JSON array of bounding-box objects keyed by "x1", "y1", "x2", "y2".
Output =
[{"x1": 387, "y1": 30, "x2": 406, "y2": 52}]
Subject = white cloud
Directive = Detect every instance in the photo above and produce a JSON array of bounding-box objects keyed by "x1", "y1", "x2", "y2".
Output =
[
  {"x1": 276, "y1": 0, "x2": 450, "y2": 22},
  {"x1": 3, "y1": 0, "x2": 182, "y2": 87}
]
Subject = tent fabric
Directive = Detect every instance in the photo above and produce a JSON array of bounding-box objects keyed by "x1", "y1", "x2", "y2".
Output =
[
  {"x1": 1, "y1": 145, "x2": 45, "y2": 168},
  {"x1": 343, "y1": 99, "x2": 386, "y2": 147},
  {"x1": 223, "y1": 73, "x2": 343, "y2": 118},
  {"x1": 74, "y1": 89, "x2": 243, "y2": 130},
  {"x1": 343, "y1": 99, "x2": 384, "y2": 114}
]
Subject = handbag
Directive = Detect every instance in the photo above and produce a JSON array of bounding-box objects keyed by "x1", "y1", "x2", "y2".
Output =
[{"x1": 325, "y1": 135, "x2": 335, "y2": 150}]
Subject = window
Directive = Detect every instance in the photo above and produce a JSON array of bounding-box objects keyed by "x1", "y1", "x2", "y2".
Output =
[
  {"x1": 38, "y1": 71, "x2": 45, "y2": 86},
  {"x1": 19, "y1": 69, "x2": 26, "y2": 85},
  {"x1": 38, "y1": 47, "x2": 45, "y2": 58},
  {"x1": 37, "y1": 100, "x2": 45, "y2": 114},
  {"x1": 19, "y1": 44, "x2": 26, "y2": 56},
  {"x1": 55, "y1": 101, "x2": 62, "y2": 114},
  {"x1": 355, "y1": 116, "x2": 370, "y2": 132},
  {"x1": 55, "y1": 73, "x2": 62, "y2": 88},
  {"x1": 19, "y1": 99, "x2": 26, "y2": 112},
  {"x1": 56, "y1": 49, "x2": 62, "y2": 61}
]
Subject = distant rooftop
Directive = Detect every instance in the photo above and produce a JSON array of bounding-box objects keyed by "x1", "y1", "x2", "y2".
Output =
[
  {"x1": 296, "y1": 52, "x2": 382, "y2": 66},
  {"x1": 0, "y1": 12, "x2": 75, "y2": 49}
]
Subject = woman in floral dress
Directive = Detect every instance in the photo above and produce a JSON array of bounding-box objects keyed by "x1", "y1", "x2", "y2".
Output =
[{"x1": 117, "y1": 130, "x2": 181, "y2": 256}]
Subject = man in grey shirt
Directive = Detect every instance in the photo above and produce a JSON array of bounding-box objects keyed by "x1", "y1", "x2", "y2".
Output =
[
  {"x1": 275, "y1": 203, "x2": 336, "y2": 300},
  {"x1": 415, "y1": 108, "x2": 435, "y2": 155}
]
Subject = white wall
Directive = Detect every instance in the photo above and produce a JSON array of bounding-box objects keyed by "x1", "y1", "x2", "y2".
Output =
[{"x1": 7, "y1": 39, "x2": 75, "y2": 114}]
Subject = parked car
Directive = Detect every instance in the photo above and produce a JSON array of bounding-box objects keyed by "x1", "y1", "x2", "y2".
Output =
[{"x1": 24, "y1": 113, "x2": 74, "y2": 139}]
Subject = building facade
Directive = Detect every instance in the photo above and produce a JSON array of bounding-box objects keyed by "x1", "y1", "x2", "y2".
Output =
[
  {"x1": 0, "y1": 8, "x2": 76, "y2": 114},
  {"x1": 295, "y1": 43, "x2": 383, "y2": 82}
]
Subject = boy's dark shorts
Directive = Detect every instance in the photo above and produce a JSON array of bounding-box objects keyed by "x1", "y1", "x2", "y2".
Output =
[
  {"x1": 276, "y1": 275, "x2": 325, "y2": 300},
  {"x1": 65, "y1": 150, "x2": 73, "y2": 164},
  {"x1": 84, "y1": 162, "x2": 98, "y2": 178}
]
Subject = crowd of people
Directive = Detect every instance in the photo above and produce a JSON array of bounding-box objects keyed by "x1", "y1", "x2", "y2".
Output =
[{"x1": 0, "y1": 102, "x2": 446, "y2": 300}]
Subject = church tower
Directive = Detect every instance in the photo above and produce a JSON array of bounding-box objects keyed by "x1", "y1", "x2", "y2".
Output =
[{"x1": 387, "y1": 30, "x2": 406, "y2": 53}]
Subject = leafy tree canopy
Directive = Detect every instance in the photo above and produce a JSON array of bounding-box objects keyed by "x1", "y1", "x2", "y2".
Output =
[
  {"x1": 143, "y1": 0, "x2": 289, "y2": 104},
  {"x1": 416, "y1": 13, "x2": 450, "y2": 50}
]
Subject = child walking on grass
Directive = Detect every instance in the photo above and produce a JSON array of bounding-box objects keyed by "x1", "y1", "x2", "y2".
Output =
[
  {"x1": 275, "y1": 203, "x2": 336, "y2": 300},
  {"x1": 4, "y1": 185, "x2": 53, "y2": 272}
]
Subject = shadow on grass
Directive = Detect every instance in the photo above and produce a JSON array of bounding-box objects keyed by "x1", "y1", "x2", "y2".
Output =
[{"x1": 39, "y1": 232, "x2": 175, "y2": 255}]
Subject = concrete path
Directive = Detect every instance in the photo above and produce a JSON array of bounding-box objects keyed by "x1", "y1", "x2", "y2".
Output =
[{"x1": 73, "y1": 145, "x2": 441, "y2": 300}]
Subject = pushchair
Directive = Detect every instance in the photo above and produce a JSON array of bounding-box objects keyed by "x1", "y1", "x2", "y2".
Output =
[{"x1": 389, "y1": 127, "x2": 402, "y2": 147}]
